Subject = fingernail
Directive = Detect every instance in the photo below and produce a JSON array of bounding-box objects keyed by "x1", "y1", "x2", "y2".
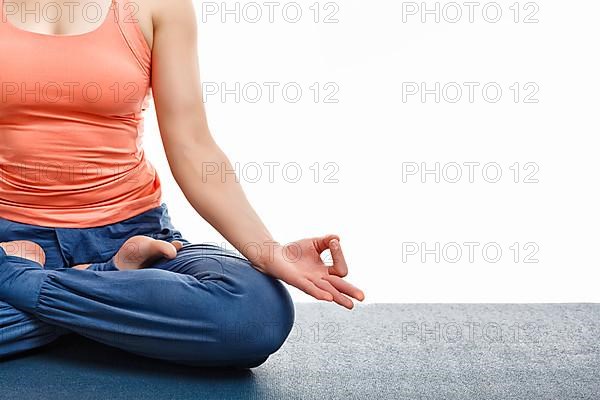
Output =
[{"x1": 330, "y1": 239, "x2": 338, "y2": 249}]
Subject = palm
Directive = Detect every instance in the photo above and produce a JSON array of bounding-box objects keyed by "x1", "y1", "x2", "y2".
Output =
[{"x1": 273, "y1": 234, "x2": 365, "y2": 309}]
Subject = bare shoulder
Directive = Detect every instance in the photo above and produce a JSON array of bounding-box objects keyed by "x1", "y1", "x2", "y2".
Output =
[
  {"x1": 149, "y1": 0, "x2": 198, "y2": 35},
  {"x1": 120, "y1": 0, "x2": 197, "y2": 50},
  {"x1": 113, "y1": 0, "x2": 195, "y2": 51}
]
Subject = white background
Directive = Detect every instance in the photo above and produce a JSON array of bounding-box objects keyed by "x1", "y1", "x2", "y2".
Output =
[{"x1": 142, "y1": 0, "x2": 600, "y2": 303}]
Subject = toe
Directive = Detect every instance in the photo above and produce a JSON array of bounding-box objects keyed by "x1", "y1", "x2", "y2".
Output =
[
  {"x1": 171, "y1": 240, "x2": 184, "y2": 252},
  {"x1": 155, "y1": 240, "x2": 178, "y2": 259}
]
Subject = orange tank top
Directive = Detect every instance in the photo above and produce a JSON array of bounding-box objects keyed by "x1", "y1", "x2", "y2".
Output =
[{"x1": 0, "y1": 0, "x2": 162, "y2": 228}]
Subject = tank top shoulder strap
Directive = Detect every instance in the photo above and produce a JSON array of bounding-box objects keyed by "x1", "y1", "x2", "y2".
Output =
[{"x1": 112, "y1": 0, "x2": 152, "y2": 79}]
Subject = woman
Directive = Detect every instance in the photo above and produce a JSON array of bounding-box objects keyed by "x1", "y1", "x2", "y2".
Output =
[{"x1": 0, "y1": 0, "x2": 364, "y2": 367}]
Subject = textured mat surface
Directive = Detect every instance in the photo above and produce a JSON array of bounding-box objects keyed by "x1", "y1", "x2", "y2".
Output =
[{"x1": 1, "y1": 303, "x2": 599, "y2": 399}]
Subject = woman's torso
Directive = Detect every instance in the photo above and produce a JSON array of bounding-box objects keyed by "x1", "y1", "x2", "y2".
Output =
[{"x1": 0, "y1": 0, "x2": 162, "y2": 228}]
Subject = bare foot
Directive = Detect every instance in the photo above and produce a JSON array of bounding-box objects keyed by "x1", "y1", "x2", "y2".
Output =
[
  {"x1": 0, "y1": 240, "x2": 46, "y2": 267},
  {"x1": 73, "y1": 236, "x2": 184, "y2": 271}
]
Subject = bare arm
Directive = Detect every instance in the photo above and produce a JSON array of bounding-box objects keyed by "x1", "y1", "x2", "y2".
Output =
[{"x1": 149, "y1": 0, "x2": 364, "y2": 308}]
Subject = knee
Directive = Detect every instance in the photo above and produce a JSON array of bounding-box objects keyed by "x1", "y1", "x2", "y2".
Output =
[
  {"x1": 223, "y1": 271, "x2": 295, "y2": 361},
  {"x1": 257, "y1": 281, "x2": 295, "y2": 354},
  {"x1": 180, "y1": 278, "x2": 295, "y2": 369},
  {"x1": 177, "y1": 249, "x2": 296, "y2": 366},
  {"x1": 0, "y1": 301, "x2": 66, "y2": 359}
]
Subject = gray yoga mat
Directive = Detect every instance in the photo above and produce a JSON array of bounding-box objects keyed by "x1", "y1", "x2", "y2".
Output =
[{"x1": 1, "y1": 303, "x2": 598, "y2": 399}]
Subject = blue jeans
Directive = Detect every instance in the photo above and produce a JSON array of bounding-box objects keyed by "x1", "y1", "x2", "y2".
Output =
[{"x1": 0, "y1": 203, "x2": 295, "y2": 368}]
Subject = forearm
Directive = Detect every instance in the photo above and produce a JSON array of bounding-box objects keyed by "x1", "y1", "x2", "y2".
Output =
[
  {"x1": 166, "y1": 141, "x2": 281, "y2": 273},
  {"x1": 148, "y1": 0, "x2": 364, "y2": 308}
]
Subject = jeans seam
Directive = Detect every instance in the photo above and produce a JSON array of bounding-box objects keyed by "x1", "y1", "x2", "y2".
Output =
[{"x1": 52, "y1": 229, "x2": 70, "y2": 267}]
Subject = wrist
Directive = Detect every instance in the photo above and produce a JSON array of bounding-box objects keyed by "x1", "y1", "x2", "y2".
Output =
[{"x1": 246, "y1": 240, "x2": 286, "y2": 274}]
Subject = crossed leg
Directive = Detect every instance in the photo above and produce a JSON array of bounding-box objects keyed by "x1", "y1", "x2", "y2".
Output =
[
  {"x1": 0, "y1": 236, "x2": 187, "y2": 360},
  {"x1": 0, "y1": 238, "x2": 295, "y2": 367}
]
